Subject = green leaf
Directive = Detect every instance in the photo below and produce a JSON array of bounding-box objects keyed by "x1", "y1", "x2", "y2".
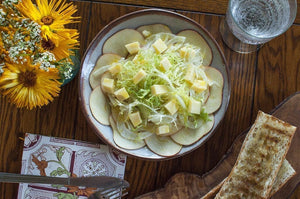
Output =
[
  {"x1": 50, "y1": 167, "x2": 69, "y2": 177},
  {"x1": 51, "y1": 184, "x2": 64, "y2": 189},
  {"x1": 56, "y1": 147, "x2": 65, "y2": 161},
  {"x1": 50, "y1": 170, "x2": 58, "y2": 177},
  {"x1": 53, "y1": 192, "x2": 78, "y2": 199}
]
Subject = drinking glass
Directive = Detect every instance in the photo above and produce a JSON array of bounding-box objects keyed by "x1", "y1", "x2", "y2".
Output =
[{"x1": 219, "y1": 0, "x2": 297, "y2": 53}]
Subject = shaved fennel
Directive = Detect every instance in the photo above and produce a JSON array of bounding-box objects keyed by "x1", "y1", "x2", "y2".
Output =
[{"x1": 102, "y1": 32, "x2": 212, "y2": 139}]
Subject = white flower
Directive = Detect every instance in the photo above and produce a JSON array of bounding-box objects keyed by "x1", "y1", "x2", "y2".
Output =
[
  {"x1": 64, "y1": 69, "x2": 72, "y2": 80},
  {"x1": 27, "y1": 21, "x2": 41, "y2": 41},
  {"x1": 0, "y1": 8, "x2": 6, "y2": 25},
  {"x1": 0, "y1": 64, "x2": 4, "y2": 74},
  {"x1": 34, "y1": 51, "x2": 57, "y2": 71},
  {"x1": 59, "y1": 61, "x2": 73, "y2": 80},
  {"x1": 0, "y1": 8, "x2": 5, "y2": 15},
  {"x1": 3, "y1": 0, "x2": 19, "y2": 7}
]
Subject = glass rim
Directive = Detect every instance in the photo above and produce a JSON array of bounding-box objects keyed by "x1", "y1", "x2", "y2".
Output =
[{"x1": 227, "y1": 0, "x2": 298, "y2": 40}]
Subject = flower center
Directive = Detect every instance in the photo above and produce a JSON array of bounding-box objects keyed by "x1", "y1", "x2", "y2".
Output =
[
  {"x1": 42, "y1": 39, "x2": 55, "y2": 50},
  {"x1": 41, "y1": 16, "x2": 54, "y2": 25},
  {"x1": 18, "y1": 70, "x2": 37, "y2": 87}
]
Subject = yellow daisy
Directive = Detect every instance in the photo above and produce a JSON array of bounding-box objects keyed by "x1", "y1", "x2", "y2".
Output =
[
  {"x1": 0, "y1": 60, "x2": 62, "y2": 109},
  {"x1": 16, "y1": 0, "x2": 79, "y2": 45},
  {"x1": 41, "y1": 31, "x2": 79, "y2": 61}
]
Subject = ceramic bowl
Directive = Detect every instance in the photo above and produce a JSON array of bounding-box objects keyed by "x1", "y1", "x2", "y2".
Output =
[{"x1": 79, "y1": 8, "x2": 230, "y2": 160}]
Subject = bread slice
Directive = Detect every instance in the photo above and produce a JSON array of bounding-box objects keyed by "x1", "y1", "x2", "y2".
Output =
[
  {"x1": 215, "y1": 111, "x2": 297, "y2": 199},
  {"x1": 201, "y1": 159, "x2": 296, "y2": 199},
  {"x1": 269, "y1": 159, "x2": 296, "y2": 197}
]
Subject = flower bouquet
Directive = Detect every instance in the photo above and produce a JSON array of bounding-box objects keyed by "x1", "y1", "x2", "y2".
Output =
[{"x1": 0, "y1": 0, "x2": 80, "y2": 109}]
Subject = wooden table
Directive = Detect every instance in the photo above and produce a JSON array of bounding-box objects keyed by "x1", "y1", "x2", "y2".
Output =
[{"x1": 0, "y1": 0, "x2": 299, "y2": 198}]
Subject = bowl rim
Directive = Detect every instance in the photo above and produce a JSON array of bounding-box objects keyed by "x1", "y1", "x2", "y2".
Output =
[{"x1": 79, "y1": 8, "x2": 231, "y2": 160}]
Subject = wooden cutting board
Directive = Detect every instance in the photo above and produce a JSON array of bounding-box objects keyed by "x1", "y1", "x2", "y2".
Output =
[{"x1": 137, "y1": 92, "x2": 300, "y2": 199}]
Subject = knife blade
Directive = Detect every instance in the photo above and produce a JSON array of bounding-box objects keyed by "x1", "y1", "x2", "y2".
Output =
[{"x1": 0, "y1": 172, "x2": 128, "y2": 189}]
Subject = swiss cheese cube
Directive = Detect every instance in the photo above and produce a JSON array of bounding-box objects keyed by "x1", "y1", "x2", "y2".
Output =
[
  {"x1": 114, "y1": 87, "x2": 129, "y2": 101},
  {"x1": 191, "y1": 80, "x2": 207, "y2": 93},
  {"x1": 142, "y1": 30, "x2": 151, "y2": 37},
  {"x1": 102, "y1": 78, "x2": 114, "y2": 93},
  {"x1": 188, "y1": 98, "x2": 201, "y2": 114},
  {"x1": 180, "y1": 47, "x2": 188, "y2": 58},
  {"x1": 125, "y1": 41, "x2": 140, "y2": 54},
  {"x1": 184, "y1": 67, "x2": 195, "y2": 84},
  {"x1": 151, "y1": 85, "x2": 168, "y2": 95},
  {"x1": 164, "y1": 100, "x2": 178, "y2": 115},
  {"x1": 152, "y1": 38, "x2": 167, "y2": 54},
  {"x1": 108, "y1": 64, "x2": 122, "y2": 75},
  {"x1": 133, "y1": 69, "x2": 147, "y2": 84},
  {"x1": 156, "y1": 125, "x2": 170, "y2": 135},
  {"x1": 129, "y1": 111, "x2": 142, "y2": 127},
  {"x1": 180, "y1": 47, "x2": 196, "y2": 59},
  {"x1": 160, "y1": 57, "x2": 172, "y2": 71}
]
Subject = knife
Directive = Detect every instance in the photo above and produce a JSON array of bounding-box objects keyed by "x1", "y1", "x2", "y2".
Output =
[{"x1": 0, "y1": 172, "x2": 129, "y2": 189}]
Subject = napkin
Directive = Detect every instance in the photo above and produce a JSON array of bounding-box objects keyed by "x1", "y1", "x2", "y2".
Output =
[{"x1": 18, "y1": 133, "x2": 127, "y2": 199}]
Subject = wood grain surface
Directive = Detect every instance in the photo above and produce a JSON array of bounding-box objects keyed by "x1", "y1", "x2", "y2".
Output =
[
  {"x1": 0, "y1": 1, "x2": 299, "y2": 198},
  {"x1": 136, "y1": 92, "x2": 300, "y2": 199},
  {"x1": 94, "y1": 0, "x2": 300, "y2": 24}
]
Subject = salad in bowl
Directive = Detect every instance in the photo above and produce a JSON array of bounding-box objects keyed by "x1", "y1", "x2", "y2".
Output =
[{"x1": 79, "y1": 9, "x2": 230, "y2": 159}]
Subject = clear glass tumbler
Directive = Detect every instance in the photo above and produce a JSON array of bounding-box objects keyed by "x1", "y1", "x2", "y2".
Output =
[{"x1": 220, "y1": 0, "x2": 297, "y2": 53}]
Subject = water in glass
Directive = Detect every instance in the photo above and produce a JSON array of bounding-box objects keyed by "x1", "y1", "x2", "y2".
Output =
[
  {"x1": 228, "y1": 0, "x2": 292, "y2": 44},
  {"x1": 220, "y1": 0, "x2": 296, "y2": 53}
]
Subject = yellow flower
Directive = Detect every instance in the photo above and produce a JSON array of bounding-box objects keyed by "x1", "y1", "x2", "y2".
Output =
[
  {"x1": 16, "y1": 0, "x2": 79, "y2": 45},
  {"x1": 41, "y1": 31, "x2": 79, "y2": 61},
  {"x1": 0, "y1": 60, "x2": 62, "y2": 109}
]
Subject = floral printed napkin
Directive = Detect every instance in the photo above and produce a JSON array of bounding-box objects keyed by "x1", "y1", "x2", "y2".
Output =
[{"x1": 18, "y1": 133, "x2": 127, "y2": 199}]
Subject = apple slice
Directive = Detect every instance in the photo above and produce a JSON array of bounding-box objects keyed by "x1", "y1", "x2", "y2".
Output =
[
  {"x1": 171, "y1": 115, "x2": 214, "y2": 146},
  {"x1": 203, "y1": 66, "x2": 224, "y2": 114},
  {"x1": 109, "y1": 117, "x2": 145, "y2": 150},
  {"x1": 145, "y1": 134, "x2": 182, "y2": 157},
  {"x1": 103, "y1": 29, "x2": 145, "y2": 57},
  {"x1": 202, "y1": 88, "x2": 210, "y2": 104},
  {"x1": 177, "y1": 30, "x2": 212, "y2": 66},
  {"x1": 89, "y1": 85, "x2": 110, "y2": 125},
  {"x1": 136, "y1": 24, "x2": 172, "y2": 36},
  {"x1": 89, "y1": 53, "x2": 121, "y2": 89}
]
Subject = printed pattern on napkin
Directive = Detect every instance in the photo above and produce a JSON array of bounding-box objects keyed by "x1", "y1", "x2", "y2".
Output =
[{"x1": 18, "y1": 133, "x2": 127, "y2": 199}]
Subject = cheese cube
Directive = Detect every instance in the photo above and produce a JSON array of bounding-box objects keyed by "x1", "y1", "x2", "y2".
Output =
[
  {"x1": 164, "y1": 100, "x2": 178, "y2": 115},
  {"x1": 129, "y1": 111, "x2": 142, "y2": 127},
  {"x1": 102, "y1": 78, "x2": 114, "y2": 93},
  {"x1": 180, "y1": 47, "x2": 196, "y2": 59},
  {"x1": 188, "y1": 98, "x2": 201, "y2": 114},
  {"x1": 133, "y1": 69, "x2": 147, "y2": 84},
  {"x1": 156, "y1": 125, "x2": 170, "y2": 135},
  {"x1": 142, "y1": 30, "x2": 151, "y2": 37},
  {"x1": 151, "y1": 85, "x2": 168, "y2": 95},
  {"x1": 184, "y1": 67, "x2": 195, "y2": 84},
  {"x1": 191, "y1": 80, "x2": 207, "y2": 93},
  {"x1": 114, "y1": 87, "x2": 129, "y2": 101},
  {"x1": 108, "y1": 64, "x2": 122, "y2": 75},
  {"x1": 180, "y1": 47, "x2": 188, "y2": 58},
  {"x1": 152, "y1": 38, "x2": 167, "y2": 54},
  {"x1": 160, "y1": 57, "x2": 172, "y2": 71},
  {"x1": 125, "y1": 41, "x2": 140, "y2": 54}
]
